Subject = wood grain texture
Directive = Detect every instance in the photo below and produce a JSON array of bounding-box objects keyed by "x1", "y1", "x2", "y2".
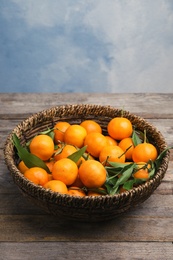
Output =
[
  {"x1": 0, "y1": 242, "x2": 173, "y2": 260},
  {"x1": 0, "y1": 93, "x2": 173, "y2": 118},
  {"x1": 0, "y1": 93, "x2": 173, "y2": 259},
  {"x1": 0, "y1": 214, "x2": 173, "y2": 242}
]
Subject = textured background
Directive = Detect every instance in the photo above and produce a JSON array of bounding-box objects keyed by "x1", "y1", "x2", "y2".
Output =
[{"x1": 0, "y1": 0, "x2": 173, "y2": 93}]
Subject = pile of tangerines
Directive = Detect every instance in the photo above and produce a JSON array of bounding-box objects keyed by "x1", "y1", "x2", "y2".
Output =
[{"x1": 15, "y1": 116, "x2": 161, "y2": 197}]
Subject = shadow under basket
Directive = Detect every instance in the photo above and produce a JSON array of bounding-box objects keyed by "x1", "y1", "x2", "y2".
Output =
[{"x1": 4, "y1": 104, "x2": 170, "y2": 222}]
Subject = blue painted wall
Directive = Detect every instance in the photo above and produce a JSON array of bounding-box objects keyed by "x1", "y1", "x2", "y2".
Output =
[{"x1": 0, "y1": 0, "x2": 173, "y2": 93}]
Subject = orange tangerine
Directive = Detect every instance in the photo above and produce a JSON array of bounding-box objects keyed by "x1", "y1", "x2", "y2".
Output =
[
  {"x1": 78, "y1": 160, "x2": 107, "y2": 189},
  {"x1": 76, "y1": 152, "x2": 95, "y2": 167},
  {"x1": 52, "y1": 158, "x2": 78, "y2": 186},
  {"x1": 135, "y1": 162, "x2": 151, "y2": 170},
  {"x1": 64, "y1": 124, "x2": 87, "y2": 148},
  {"x1": 87, "y1": 188, "x2": 106, "y2": 196},
  {"x1": 45, "y1": 160, "x2": 55, "y2": 173},
  {"x1": 99, "y1": 145, "x2": 126, "y2": 165},
  {"x1": 44, "y1": 180, "x2": 68, "y2": 194},
  {"x1": 68, "y1": 187, "x2": 86, "y2": 197},
  {"x1": 84, "y1": 132, "x2": 107, "y2": 158},
  {"x1": 107, "y1": 117, "x2": 133, "y2": 140},
  {"x1": 54, "y1": 144, "x2": 77, "y2": 161},
  {"x1": 18, "y1": 160, "x2": 29, "y2": 174},
  {"x1": 70, "y1": 174, "x2": 84, "y2": 188},
  {"x1": 133, "y1": 169, "x2": 149, "y2": 179},
  {"x1": 105, "y1": 136, "x2": 118, "y2": 146},
  {"x1": 24, "y1": 167, "x2": 49, "y2": 186},
  {"x1": 29, "y1": 134, "x2": 54, "y2": 161},
  {"x1": 54, "y1": 121, "x2": 70, "y2": 143},
  {"x1": 118, "y1": 137, "x2": 134, "y2": 161},
  {"x1": 80, "y1": 120, "x2": 102, "y2": 134},
  {"x1": 132, "y1": 143, "x2": 158, "y2": 163},
  {"x1": 47, "y1": 173, "x2": 53, "y2": 181}
]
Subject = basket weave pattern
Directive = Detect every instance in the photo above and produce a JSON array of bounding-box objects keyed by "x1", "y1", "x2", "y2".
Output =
[{"x1": 4, "y1": 104, "x2": 170, "y2": 221}]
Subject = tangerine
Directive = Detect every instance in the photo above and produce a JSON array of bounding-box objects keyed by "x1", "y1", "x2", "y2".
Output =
[
  {"x1": 70, "y1": 174, "x2": 84, "y2": 188},
  {"x1": 54, "y1": 144, "x2": 77, "y2": 161},
  {"x1": 52, "y1": 158, "x2": 78, "y2": 186},
  {"x1": 87, "y1": 188, "x2": 106, "y2": 196},
  {"x1": 76, "y1": 153, "x2": 94, "y2": 167},
  {"x1": 133, "y1": 169, "x2": 149, "y2": 179},
  {"x1": 118, "y1": 137, "x2": 134, "y2": 161},
  {"x1": 135, "y1": 161, "x2": 151, "y2": 170},
  {"x1": 29, "y1": 134, "x2": 54, "y2": 161},
  {"x1": 54, "y1": 121, "x2": 70, "y2": 144},
  {"x1": 45, "y1": 160, "x2": 55, "y2": 172},
  {"x1": 80, "y1": 120, "x2": 102, "y2": 134},
  {"x1": 76, "y1": 156, "x2": 85, "y2": 167},
  {"x1": 132, "y1": 142, "x2": 158, "y2": 163},
  {"x1": 99, "y1": 145, "x2": 126, "y2": 165},
  {"x1": 24, "y1": 167, "x2": 49, "y2": 186},
  {"x1": 68, "y1": 187, "x2": 86, "y2": 197},
  {"x1": 105, "y1": 136, "x2": 118, "y2": 146},
  {"x1": 107, "y1": 117, "x2": 133, "y2": 140},
  {"x1": 64, "y1": 124, "x2": 87, "y2": 148},
  {"x1": 78, "y1": 160, "x2": 107, "y2": 189},
  {"x1": 47, "y1": 173, "x2": 53, "y2": 181},
  {"x1": 44, "y1": 180, "x2": 68, "y2": 194},
  {"x1": 84, "y1": 132, "x2": 107, "y2": 158},
  {"x1": 18, "y1": 160, "x2": 29, "y2": 174}
]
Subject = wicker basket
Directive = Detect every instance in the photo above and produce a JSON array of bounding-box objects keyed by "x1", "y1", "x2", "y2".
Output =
[{"x1": 4, "y1": 104, "x2": 170, "y2": 222}]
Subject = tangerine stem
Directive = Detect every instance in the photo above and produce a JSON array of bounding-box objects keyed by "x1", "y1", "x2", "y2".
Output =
[
  {"x1": 120, "y1": 108, "x2": 124, "y2": 117},
  {"x1": 118, "y1": 145, "x2": 132, "y2": 158},
  {"x1": 144, "y1": 129, "x2": 147, "y2": 143}
]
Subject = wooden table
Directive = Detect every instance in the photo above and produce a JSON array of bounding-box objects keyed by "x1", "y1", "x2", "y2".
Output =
[{"x1": 0, "y1": 93, "x2": 173, "y2": 260}]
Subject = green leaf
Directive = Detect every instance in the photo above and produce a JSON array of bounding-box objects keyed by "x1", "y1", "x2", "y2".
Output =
[
  {"x1": 148, "y1": 168, "x2": 156, "y2": 178},
  {"x1": 123, "y1": 179, "x2": 135, "y2": 190},
  {"x1": 106, "y1": 161, "x2": 128, "y2": 168},
  {"x1": 132, "y1": 130, "x2": 142, "y2": 146},
  {"x1": 132, "y1": 178, "x2": 144, "y2": 185},
  {"x1": 109, "y1": 185, "x2": 119, "y2": 195},
  {"x1": 36, "y1": 128, "x2": 55, "y2": 140},
  {"x1": 87, "y1": 188, "x2": 107, "y2": 195},
  {"x1": 117, "y1": 165, "x2": 135, "y2": 186},
  {"x1": 47, "y1": 130, "x2": 55, "y2": 140},
  {"x1": 113, "y1": 164, "x2": 135, "y2": 188},
  {"x1": 12, "y1": 134, "x2": 50, "y2": 173},
  {"x1": 106, "y1": 174, "x2": 119, "y2": 186},
  {"x1": 105, "y1": 162, "x2": 134, "y2": 178},
  {"x1": 67, "y1": 145, "x2": 87, "y2": 163},
  {"x1": 105, "y1": 163, "x2": 136, "y2": 195},
  {"x1": 106, "y1": 161, "x2": 132, "y2": 169},
  {"x1": 105, "y1": 166, "x2": 122, "y2": 176},
  {"x1": 104, "y1": 182, "x2": 113, "y2": 195},
  {"x1": 39, "y1": 127, "x2": 54, "y2": 135},
  {"x1": 154, "y1": 147, "x2": 172, "y2": 170}
]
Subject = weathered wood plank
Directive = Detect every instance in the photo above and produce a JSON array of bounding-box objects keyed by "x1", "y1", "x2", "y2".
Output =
[
  {"x1": 0, "y1": 213, "x2": 173, "y2": 242},
  {"x1": 0, "y1": 242, "x2": 173, "y2": 260},
  {"x1": 146, "y1": 119, "x2": 173, "y2": 146},
  {"x1": 0, "y1": 93, "x2": 173, "y2": 118}
]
